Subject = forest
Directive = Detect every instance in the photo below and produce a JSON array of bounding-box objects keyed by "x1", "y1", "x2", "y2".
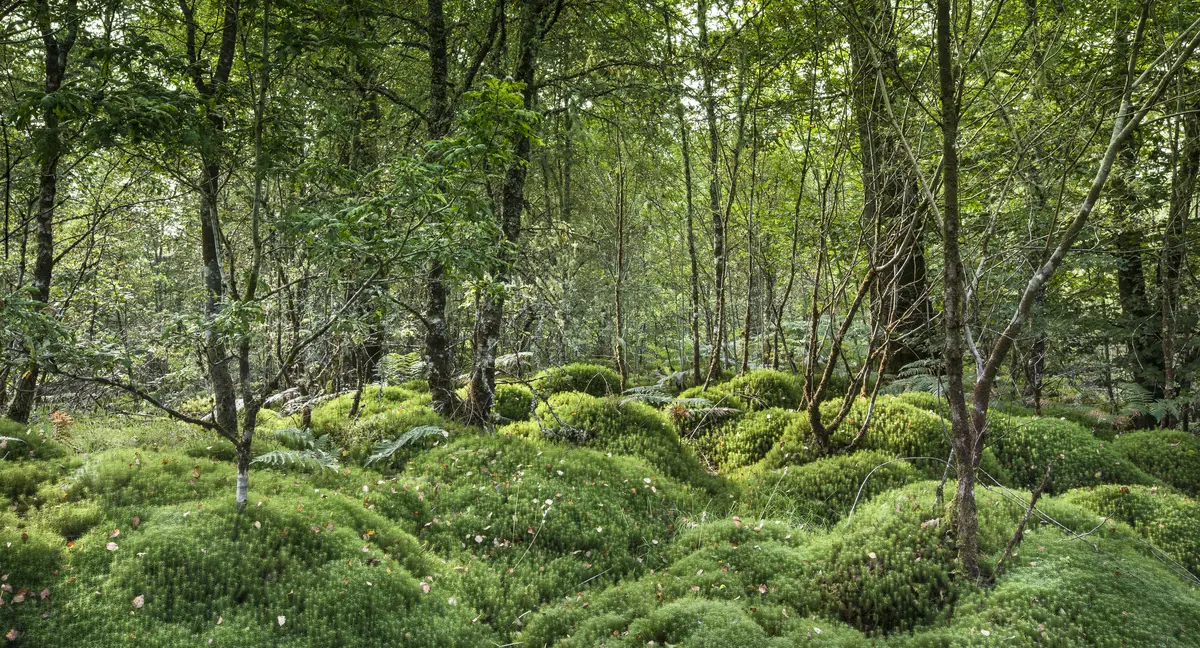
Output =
[{"x1": 1, "y1": 0, "x2": 1200, "y2": 644}]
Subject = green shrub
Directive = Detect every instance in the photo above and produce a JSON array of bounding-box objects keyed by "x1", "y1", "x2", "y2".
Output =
[
  {"x1": 493, "y1": 383, "x2": 535, "y2": 422},
  {"x1": 533, "y1": 363, "x2": 621, "y2": 397},
  {"x1": 987, "y1": 414, "x2": 1153, "y2": 493},
  {"x1": 1063, "y1": 484, "x2": 1200, "y2": 575},
  {"x1": 1110, "y1": 429, "x2": 1200, "y2": 494},
  {"x1": 534, "y1": 392, "x2": 709, "y2": 485}
]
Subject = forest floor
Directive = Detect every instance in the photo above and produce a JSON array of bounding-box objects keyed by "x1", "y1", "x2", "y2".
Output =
[{"x1": 2, "y1": 366, "x2": 1199, "y2": 646}]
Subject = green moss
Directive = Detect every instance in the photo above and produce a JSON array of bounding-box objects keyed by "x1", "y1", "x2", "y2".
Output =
[
  {"x1": 723, "y1": 369, "x2": 804, "y2": 411},
  {"x1": 533, "y1": 363, "x2": 621, "y2": 397},
  {"x1": 534, "y1": 392, "x2": 711, "y2": 486},
  {"x1": 0, "y1": 417, "x2": 68, "y2": 461},
  {"x1": 988, "y1": 414, "x2": 1154, "y2": 493},
  {"x1": 742, "y1": 451, "x2": 922, "y2": 526},
  {"x1": 1063, "y1": 484, "x2": 1200, "y2": 574},
  {"x1": 398, "y1": 433, "x2": 702, "y2": 635},
  {"x1": 1110, "y1": 429, "x2": 1200, "y2": 495},
  {"x1": 890, "y1": 510, "x2": 1200, "y2": 647},
  {"x1": 703, "y1": 408, "x2": 797, "y2": 472},
  {"x1": 494, "y1": 383, "x2": 535, "y2": 422},
  {"x1": 764, "y1": 397, "x2": 950, "y2": 474}
]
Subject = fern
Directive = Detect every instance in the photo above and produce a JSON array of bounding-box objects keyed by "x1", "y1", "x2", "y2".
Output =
[
  {"x1": 252, "y1": 428, "x2": 340, "y2": 471},
  {"x1": 252, "y1": 449, "x2": 340, "y2": 471},
  {"x1": 365, "y1": 425, "x2": 448, "y2": 466},
  {"x1": 621, "y1": 385, "x2": 674, "y2": 406}
]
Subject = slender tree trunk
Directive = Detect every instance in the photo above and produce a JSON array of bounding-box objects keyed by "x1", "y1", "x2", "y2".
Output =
[
  {"x1": 677, "y1": 102, "x2": 702, "y2": 386},
  {"x1": 934, "y1": 0, "x2": 980, "y2": 581},
  {"x1": 7, "y1": 0, "x2": 76, "y2": 424},
  {"x1": 699, "y1": 0, "x2": 726, "y2": 386},
  {"x1": 613, "y1": 136, "x2": 628, "y2": 390},
  {"x1": 466, "y1": 0, "x2": 550, "y2": 425},
  {"x1": 424, "y1": 0, "x2": 461, "y2": 417}
]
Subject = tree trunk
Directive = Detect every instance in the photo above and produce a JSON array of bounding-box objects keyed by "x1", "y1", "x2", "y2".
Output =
[
  {"x1": 613, "y1": 134, "x2": 628, "y2": 390},
  {"x1": 677, "y1": 102, "x2": 702, "y2": 387},
  {"x1": 1161, "y1": 101, "x2": 1199, "y2": 427},
  {"x1": 699, "y1": 0, "x2": 726, "y2": 386},
  {"x1": 7, "y1": 1, "x2": 76, "y2": 424},
  {"x1": 466, "y1": 0, "x2": 550, "y2": 425},
  {"x1": 934, "y1": 0, "x2": 980, "y2": 581},
  {"x1": 848, "y1": 0, "x2": 930, "y2": 377},
  {"x1": 424, "y1": 0, "x2": 461, "y2": 417}
]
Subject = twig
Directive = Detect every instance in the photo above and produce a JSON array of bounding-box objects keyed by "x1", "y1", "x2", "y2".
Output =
[{"x1": 991, "y1": 460, "x2": 1053, "y2": 583}]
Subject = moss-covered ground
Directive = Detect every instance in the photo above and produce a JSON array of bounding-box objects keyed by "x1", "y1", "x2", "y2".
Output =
[{"x1": 2, "y1": 373, "x2": 1198, "y2": 646}]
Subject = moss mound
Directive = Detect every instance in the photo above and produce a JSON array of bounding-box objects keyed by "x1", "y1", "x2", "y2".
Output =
[
  {"x1": 533, "y1": 363, "x2": 621, "y2": 397},
  {"x1": 987, "y1": 414, "x2": 1153, "y2": 493},
  {"x1": 532, "y1": 392, "x2": 710, "y2": 486},
  {"x1": 764, "y1": 397, "x2": 949, "y2": 472},
  {"x1": 741, "y1": 451, "x2": 922, "y2": 526},
  {"x1": 700, "y1": 408, "x2": 797, "y2": 472},
  {"x1": 1110, "y1": 429, "x2": 1200, "y2": 495},
  {"x1": 397, "y1": 433, "x2": 701, "y2": 632},
  {"x1": 493, "y1": 382, "x2": 535, "y2": 422},
  {"x1": 1063, "y1": 484, "x2": 1200, "y2": 574}
]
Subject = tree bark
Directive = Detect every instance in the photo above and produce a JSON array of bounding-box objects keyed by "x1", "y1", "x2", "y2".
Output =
[
  {"x1": 7, "y1": 0, "x2": 77, "y2": 424},
  {"x1": 848, "y1": 0, "x2": 930, "y2": 377},
  {"x1": 934, "y1": 0, "x2": 981, "y2": 581},
  {"x1": 699, "y1": 0, "x2": 726, "y2": 386},
  {"x1": 1161, "y1": 100, "x2": 1199, "y2": 427},
  {"x1": 424, "y1": 0, "x2": 461, "y2": 417},
  {"x1": 466, "y1": 0, "x2": 551, "y2": 425}
]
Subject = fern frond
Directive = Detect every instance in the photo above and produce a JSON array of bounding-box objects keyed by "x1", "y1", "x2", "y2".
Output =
[
  {"x1": 365, "y1": 426, "x2": 448, "y2": 466},
  {"x1": 252, "y1": 449, "x2": 340, "y2": 471}
]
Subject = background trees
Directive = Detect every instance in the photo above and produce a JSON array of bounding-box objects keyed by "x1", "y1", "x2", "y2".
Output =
[{"x1": 1, "y1": 0, "x2": 1199, "y2": 570}]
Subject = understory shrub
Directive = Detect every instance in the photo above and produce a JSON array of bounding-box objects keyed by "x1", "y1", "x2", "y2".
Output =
[
  {"x1": 533, "y1": 363, "x2": 621, "y2": 397},
  {"x1": 1110, "y1": 429, "x2": 1200, "y2": 494}
]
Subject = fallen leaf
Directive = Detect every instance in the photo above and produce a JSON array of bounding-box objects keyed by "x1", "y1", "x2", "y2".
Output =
[
  {"x1": 5, "y1": 629, "x2": 18, "y2": 641},
  {"x1": 192, "y1": 466, "x2": 200, "y2": 479},
  {"x1": 254, "y1": 521, "x2": 261, "y2": 529},
  {"x1": 421, "y1": 583, "x2": 431, "y2": 594},
  {"x1": 106, "y1": 542, "x2": 119, "y2": 552},
  {"x1": 110, "y1": 529, "x2": 120, "y2": 538},
  {"x1": 39, "y1": 589, "x2": 49, "y2": 600},
  {"x1": 277, "y1": 615, "x2": 286, "y2": 627},
  {"x1": 132, "y1": 595, "x2": 144, "y2": 609},
  {"x1": 131, "y1": 516, "x2": 141, "y2": 529}
]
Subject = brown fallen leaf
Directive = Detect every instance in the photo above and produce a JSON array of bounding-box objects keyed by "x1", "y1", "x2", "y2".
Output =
[{"x1": 131, "y1": 516, "x2": 141, "y2": 530}]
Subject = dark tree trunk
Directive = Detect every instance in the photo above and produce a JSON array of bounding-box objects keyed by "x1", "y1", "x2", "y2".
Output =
[
  {"x1": 1161, "y1": 102, "x2": 1199, "y2": 427},
  {"x1": 424, "y1": 0, "x2": 461, "y2": 417},
  {"x1": 848, "y1": 0, "x2": 930, "y2": 377},
  {"x1": 466, "y1": 0, "x2": 550, "y2": 425},
  {"x1": 7, "y1": 0, "x2": 77, "y2": 424}
]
